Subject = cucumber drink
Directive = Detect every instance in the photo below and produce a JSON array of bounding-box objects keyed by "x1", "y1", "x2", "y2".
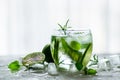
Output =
[{"x1": 51, "y1": 29, "x2": 93, "y2": 74}]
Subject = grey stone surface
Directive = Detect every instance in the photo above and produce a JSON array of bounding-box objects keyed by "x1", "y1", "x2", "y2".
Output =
[{"x1": 0, "y1": 55, "x2": 120, "y2": 80}]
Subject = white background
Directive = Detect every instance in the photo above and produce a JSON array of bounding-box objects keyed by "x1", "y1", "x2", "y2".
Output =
[{"x1": 0, "y1": 0, "x2": 120, "y2": 56}]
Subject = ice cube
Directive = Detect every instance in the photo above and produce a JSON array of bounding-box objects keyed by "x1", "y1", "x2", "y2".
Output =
[
  {"x1": 31, "y1": 64, "x2": 44, "y2": 69},
  {"x1": 69, "y1": 64, "x2": 78, "y2": 73},
  {"x1": 47, "y1": 63, "x2": 58, "y2": 76},
  {"x1": 98, "y1": 58, "x2": 112, "y2": 71},
  {"x1": 28, "y1": 64, "x2": 46, "y2": 73},
  {"x1": 108, "y1": 55, "x2": 120, "y2": 72},
  {"x1": 109, "y1": 55, "x2": 120, "y2": 68}
]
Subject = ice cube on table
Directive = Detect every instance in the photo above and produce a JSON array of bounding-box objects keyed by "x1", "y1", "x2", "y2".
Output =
[
  {"x1": 108, "y1": 55, "x2": 120, "y2": 72},
  {"x1": 69, "y1": 64, "x2": 78, "y2": 73},
  {"x1": 47, "y1": 63, "x2": 58, "y2": 76},
  {"x1": 28, "y1": 64, "x2": 46, "y2": 73},
  {"x1": 98, "y1": 58, "x2": 112, "y2": 71},
  {"x1": 31, "y1": 64, "x2": 44, "y2": 69},
  {"x1": 109, "y1": 55, "x2": 120, "y2": 68}
]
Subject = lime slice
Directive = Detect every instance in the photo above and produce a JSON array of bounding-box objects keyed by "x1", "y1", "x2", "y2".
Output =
[
  {"x1": 22, "y1": 52, "x2": 45, "y2": 67},
  {"x1": 70, "y1": 40, "x2": 81, "y2": 51}
]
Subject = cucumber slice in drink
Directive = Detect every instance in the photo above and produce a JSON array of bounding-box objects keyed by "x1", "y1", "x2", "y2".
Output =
[
  {"x1": 51, "y1": 36, "x2": 60, "y2": 65},
  {"x1": 75, "y1": 43, "x2": 92, "y2": 71},
  {"x1": 61, "y1": 38, "x2": 82, "y2": 62},
  {"x1": 82, "y1": 43, "x2": 92, "y2": 66}
]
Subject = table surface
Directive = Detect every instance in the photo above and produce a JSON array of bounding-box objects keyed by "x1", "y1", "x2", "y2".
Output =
[{"x1": 0, "y1": 54, "x2": 120, "y2": 80}]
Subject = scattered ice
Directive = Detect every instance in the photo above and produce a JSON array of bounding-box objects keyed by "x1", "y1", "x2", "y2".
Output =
[
  {"x1": 47, "y1": 63, "x2": 58, "y2": 76},
  {"x1": 1, "y1": 55, "x2": 120, "y2": 79},
  {"x1": 69, "y1": 64, "x2": 78, "y2": 73},
  {"x1": 107, "y1": 55, "x2": 120, "y2": 72},
  {"x1": 98, "y1": 58, "x2": 112, "y2": 71},
  {"x1": 31, "y1": 64, "x2": 44, "y2": 69},
  {"x1": 109, "y1": 55, "x2": 120, "y2": 68}
]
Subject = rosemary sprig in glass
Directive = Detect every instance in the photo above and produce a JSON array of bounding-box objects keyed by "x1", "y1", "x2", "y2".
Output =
[{"x1": 58, "y1": 19, "x2": 71, "y2": 35}]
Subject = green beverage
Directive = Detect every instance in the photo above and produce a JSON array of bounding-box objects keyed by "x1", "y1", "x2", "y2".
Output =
[{"x1": 51, "y1": 29, "x2": 93, "y2": 74}]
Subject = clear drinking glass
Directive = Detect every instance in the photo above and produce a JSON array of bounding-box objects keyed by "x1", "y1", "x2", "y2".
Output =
[{"x1": 51, "y1": 28, "x2": 93, "y2": 74}]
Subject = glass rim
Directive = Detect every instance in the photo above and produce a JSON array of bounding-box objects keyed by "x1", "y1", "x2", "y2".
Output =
[
  {"x1": 56, "y1": 28, "x2": 91, "y2": 32},
  {"x1": 52, "y1": 28, "x2": 91, "y2": 36}
]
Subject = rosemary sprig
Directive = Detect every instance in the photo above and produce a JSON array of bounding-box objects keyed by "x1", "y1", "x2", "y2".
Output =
[
  {"x1": 58, "y1": 19, "x2": 71, "y2": 35},
  {"x1": 88, "y1": 54, "x2": 98, "y2": 67}
]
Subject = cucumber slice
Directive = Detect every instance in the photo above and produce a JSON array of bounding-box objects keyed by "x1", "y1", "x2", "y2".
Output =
[{"x1": 76, "y1": 43, "x2": 92, "y2": 71}]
